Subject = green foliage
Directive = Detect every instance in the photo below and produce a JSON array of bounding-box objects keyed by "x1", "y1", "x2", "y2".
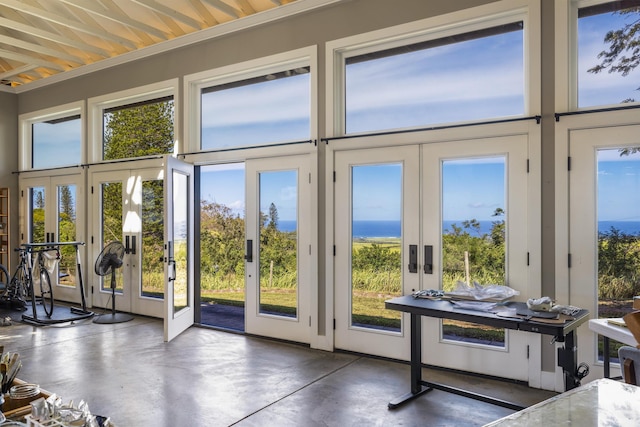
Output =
[
  {"x1": 598, "y1": 227, "x2": 640, "y2": 299},
  {"x1": 103, "y1": 101, "x2": 174, "y2": 160},
  {"x1": 442, "y1": 208, "x2": 505, "y2": 290},
  {"x1": 588, "y1": 6, "x2": 640, "y2": 102}
]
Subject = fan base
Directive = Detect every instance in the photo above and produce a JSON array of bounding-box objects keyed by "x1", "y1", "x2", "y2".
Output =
[{"x1": 93, "y1": 312, "x2": 134, "y2": 324}]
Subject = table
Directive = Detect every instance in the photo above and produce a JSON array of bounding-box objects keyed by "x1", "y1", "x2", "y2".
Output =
[
  {"x1": 588, "y1": 318, "x2": 637, "y2": 378},
  {"x1": 385, "y1": 295, "x2": 590, "y2": 410},
  {"x1": 483, "y1": 378, "x2": 640, "y2": 426}
]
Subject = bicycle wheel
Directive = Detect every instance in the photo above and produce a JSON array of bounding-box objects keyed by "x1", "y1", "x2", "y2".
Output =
[{"x1": 39, "y1": 267, "x2": 54, "y2": 317}]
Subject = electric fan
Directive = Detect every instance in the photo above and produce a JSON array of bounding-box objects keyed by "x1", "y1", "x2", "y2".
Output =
[{"x1": 93, "y1": 241, "x2": 133, "y2": 324}]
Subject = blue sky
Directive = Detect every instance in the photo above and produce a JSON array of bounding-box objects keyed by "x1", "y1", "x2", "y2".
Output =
[{"x1": 31, "y1": 8, "x2": 640, "y2": 227}]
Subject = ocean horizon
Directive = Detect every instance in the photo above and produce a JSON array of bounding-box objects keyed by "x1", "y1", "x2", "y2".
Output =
[{"x1": 278, "y1": 219, "x2": 640, "y2": 238}]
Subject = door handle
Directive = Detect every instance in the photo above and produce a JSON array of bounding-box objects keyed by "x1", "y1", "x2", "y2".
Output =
[
  {"x1": 125, "y1": 236, "x2": 130, "y2": 254},
  {"x1": 130, "y1": 236, "x2": 137, "y2": 255},
  {"x1": 408, "y1": 244, "x2": 417, "y2": 273},
  {"x1": 424, "y1": 245, "x2": 433, "y2": 274},
  {"x1": 245, "y1": 239, "x2": 253, "y2": 263}
]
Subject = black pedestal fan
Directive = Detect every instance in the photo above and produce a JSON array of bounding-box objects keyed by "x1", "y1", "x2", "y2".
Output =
[{"x1": 93, "y1": 241, "x2": 133, "y2": 324}]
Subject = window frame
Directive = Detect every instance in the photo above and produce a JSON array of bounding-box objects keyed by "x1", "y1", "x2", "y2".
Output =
[
  {"x1": 87, "y1": 79, "x2": 179, "y2": 163},
  {"x1": 18, "y1": 101, "x2": 85, "y2": 172},
  {"x1": 183, "y1": 46, "x2": 318, "y2": 154},
  {"x1": 325, "y1": 0, "x2": 540, "y2": 138}
]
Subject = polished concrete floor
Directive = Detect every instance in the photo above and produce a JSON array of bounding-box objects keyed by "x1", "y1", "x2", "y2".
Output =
[{"x1": 0, "y1": 312, "x2": 558, "y2": 426}]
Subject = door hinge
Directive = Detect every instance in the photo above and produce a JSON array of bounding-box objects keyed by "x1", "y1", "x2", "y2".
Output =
[
  {"x1": 91, "y1": 286, "x2": 94, "y2": 294},
  {"x1": 91, "y1": 186, "x2": 94, "y2": 194},
  {"x1": 309, "y1": 173, "x2": 311, "y2": 184},
  {"x1": 527, "y1": 345, "x2": 530, "y2": 359},
  {"x1": 568, "y1": 157, "x2": 571, "y2": 171},
  {"x1": 333, "y1": 171, "x2": 336, "y2": 182},
  {"x1": 309, "y1": 316, "x2": 311, "y2": 327},
  {"x1": 568, "y1": 253, "x2": 572, "y2": 268},
  {"x1": 333, "y1": 318, "x2": 336, "y2": 330},
  {"x1": 526, "y1": 159, "x2": 529, "y2": 173},
  {"x1": 91, "y1": 236, "x2": 94, "y2": 244},
  {"x1": 333, "y1": 245, "x2": 336, "y2": 256},
  {"x1": 527, "y1": 252, "x2": 530, "y2": 266},
  {"x1": 309, "y1": 244, "x2": 311, "y2": 255},
  {"x1": 20, "y1": 190, "x2": 23, "y2": 198}
]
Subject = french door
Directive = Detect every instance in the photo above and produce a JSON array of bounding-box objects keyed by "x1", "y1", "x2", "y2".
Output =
[
  {"x1": 334, "y1": 134, "x2": 533, "y2": 380},
  {"x1": 90, "y1": 165, "x2": 165, "y2": 318},
  {"x1": 244, "y1": 155, "x2": 311, "y2": 343},
  {"x1": 568, "y1": 124, "x2": 640, "y2": 379},
  {"x1": 164, "y1": 156, "x2": 194, "y2": 342},
  {"x1": 19, "y1": 170, "x2": 85, "y2": 303}
]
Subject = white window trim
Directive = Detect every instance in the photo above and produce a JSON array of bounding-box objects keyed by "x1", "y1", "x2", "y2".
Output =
[
  {"x1": 325, "y1": 0, "x2": 541, "y2": 138},
  {"x1": 87, "y1": 79, "x2": 179, "y2": 163},
  {"x1": 556, "y1": 0, "x2": 640, "y2": 112},
  {"x1": 18, "y1": 101, "x2": 85, "y2": 172},
  {"x1": 183, "y1": 45, "x2": 318, "y2": 155}
]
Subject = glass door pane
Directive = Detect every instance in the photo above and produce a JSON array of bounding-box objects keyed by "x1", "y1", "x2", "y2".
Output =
[
  {"x1": 100, "y1": 181, "x2": 124, "y2": 294},
  {"x1": 441, "y1": 157, "x2": 506, "y2": 347},
  {"x1": 597, "y1": 148, "x2": 640, "y2": 362},
  {"x1": 57, "y1": 184, "x2": 77, "y2": 287},
  {"x1": 29, "y1": 186, "x2": 46, "y2": 243},
  {"x1": 172, "y1": 171, "x2": 189, "y2": 313},
  {"x1": 351, "y1": 164, "x2": 402, "y2": 331},
  {"x1": 258, "y1": 170, "x2": 298, "y2": 318},
  {"x1": 141, "y1": 179, "x2": 164, "y2": 299}
]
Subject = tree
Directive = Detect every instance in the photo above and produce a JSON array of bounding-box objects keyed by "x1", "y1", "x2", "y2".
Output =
[{"x1": 588, "y1": 6, "x2": 640, "y2": 103}]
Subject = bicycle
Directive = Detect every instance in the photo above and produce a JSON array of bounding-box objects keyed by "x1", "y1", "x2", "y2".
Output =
[
  {"x1": 0, "y1": 246, "x2": 58, "y2": 317},
  {"x1": 0, "y1": 247, "x2": 32, "y2": 311}
]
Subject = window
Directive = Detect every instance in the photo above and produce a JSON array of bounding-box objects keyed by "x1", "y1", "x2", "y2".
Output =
[
  {"x1": 343, "y1": 22, "x2": 525, "y2": 134},
  {"x1": 184, "y1": 47, "x2": 316, "y2": 153},
  {"x1": 200, "y1": 66, "x2": 310, "y2": 150},
  {"x1": 88, "y1": 80, "x2": 178, "y2": 163},
  {"x1": 19, "y1": 102, "x2": 83, "y2": 171},
  {"x1": 577, "y1": 1, "x2": 640, "y2": 108},
  {"x1": 103, "y1": 97, "x2": 175, "y2": 161}
]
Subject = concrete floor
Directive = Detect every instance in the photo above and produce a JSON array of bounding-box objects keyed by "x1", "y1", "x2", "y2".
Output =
[{"x1": 0, "y1": 313, "x2": 557, "y2": 426}]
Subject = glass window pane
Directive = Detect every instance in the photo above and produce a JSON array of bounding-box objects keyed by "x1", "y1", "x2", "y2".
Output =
[
  {"x1": 32, "y1": 116, "x2": 81, "y2": 169},
  {"x1": 441, "y1": 157, "x2": 506, "y2": 347},
  {"x1": 103, "y1": 98, "x2": 174, "y2": 161},
  {"x1": 351, "y1": 164, "x2": 402, "y2": 332},
  {"x1": 345, "y1": 23, "x2": 524, "y2": 134},
  {"x1": 258, "y1": 170, "x2": 298, "y2": 318},
  {"x1": 597, "y1": 148, "x2": 640, "y2": 362},
  {"x1": 201, "y1": 67, "x2": 310, "y2": 150},
  {"x1": 578, "y1": 2, "x2": 640, "y2": 108}
]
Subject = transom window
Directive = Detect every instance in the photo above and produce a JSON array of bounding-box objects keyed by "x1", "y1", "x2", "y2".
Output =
[
  {"x1": 200, "y1": 66, "x2": 311, "y2": 150},
  {"x1": 102, "y1": 97, "x2": 175, "y2": 161},
  {"x1": 343, "y1": 22, "x2": 525, "y2": 134},
  {"x1": 31, "y1": 114, "x2": 81, "y2": 170},
  {"x1": 577, "y1": 1, "x2": 640, "y2": 108}
]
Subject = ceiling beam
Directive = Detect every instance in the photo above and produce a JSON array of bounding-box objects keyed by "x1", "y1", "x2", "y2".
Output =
[
  {"x1": 131, "y1": 0, "x2": 204, "y2": 30},
  {"x1": 0, "y1": 47, "x2": 66, "y2": 71},
  {"x1": 188, "y1": 0, "x2": 219, "y2": 27},
  {"x1": 1, "y1": 0, "x2": 138, "y2": 48},
  {"x1": 0, "y1": 63, "x2": 39, "y2": 82},
  {"x1": 200, "y1": 0, "x2": 242, "y2": 18},
  {"x1": 0, "y1": 16, "x2": 109, "y2": 57},
  {"x1": 235, "y1": 0, "x2": 257, "y2": 15},
  {"x1": 57, "y1": 0, "x2": 170, "y2": 40},
  {"x1": 0, "y1": 33, "x2": 83, "y2": 64}
]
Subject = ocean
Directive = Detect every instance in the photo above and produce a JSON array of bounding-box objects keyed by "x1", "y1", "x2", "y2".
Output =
[{"x1": 278, "y1": 220, "x2": 640, "y2": 238}]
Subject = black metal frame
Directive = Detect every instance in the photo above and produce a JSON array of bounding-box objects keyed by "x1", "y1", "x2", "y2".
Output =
[{"x1": 385, "y1": 296, "x2": 590, "y2": 410}]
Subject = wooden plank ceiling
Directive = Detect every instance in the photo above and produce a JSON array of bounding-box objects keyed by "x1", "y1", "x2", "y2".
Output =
[{"x1": 0, "y1": 0, "x2": 297, "y2": 87}]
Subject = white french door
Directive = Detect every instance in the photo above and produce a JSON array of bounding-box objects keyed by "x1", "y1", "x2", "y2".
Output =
[
  {"x1": 568, "y1": 124, "x2": 640, "y2": 380},
  {"x1": 334, "y1": 134, "x2": 534, "y2": 380},
  {"x1": 164, "y1": 156, "x2": 195, "y2": 342},
  {"x1": 244, "y1": 155, "x2": 311, "y2": 343},
  {"x1": 334, "y1": 146, "x2": 419, "y2": 360},
  {"x1": 90, "y1": 165, "x2": 165, "y2": 318},
  {"x1": 421, "y1": 136, "x2": 531, "y2": 380},
  {"x1": 19, "y1": 170, "x2": 85, "y2": 304}
]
